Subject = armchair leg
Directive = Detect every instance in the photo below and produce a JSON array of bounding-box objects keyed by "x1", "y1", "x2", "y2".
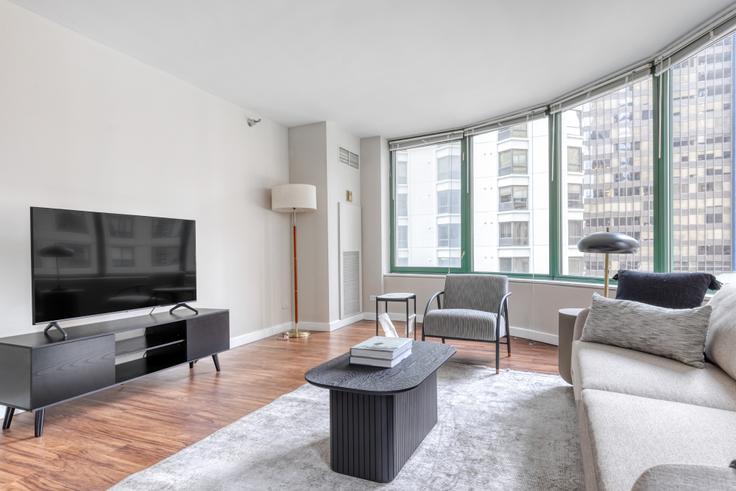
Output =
[
  {"x1": 507, "y1": 334, "x2": 512, "y2": 357},
  {"x1": 495, "y1": 338, "x2": 500, "y2": 374},
  {"x1": 441, "y1": 338, "x2": 445, "y2": 344}
]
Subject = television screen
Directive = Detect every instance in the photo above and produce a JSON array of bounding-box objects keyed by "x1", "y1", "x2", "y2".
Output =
[{"x1": 31, "y1": 207, "x2": 196, "y2": 323}]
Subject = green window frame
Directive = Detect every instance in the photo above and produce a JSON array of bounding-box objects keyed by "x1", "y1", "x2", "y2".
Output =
[{"x1": 388, "y1": 69, "x2": 683, "y2": 283}]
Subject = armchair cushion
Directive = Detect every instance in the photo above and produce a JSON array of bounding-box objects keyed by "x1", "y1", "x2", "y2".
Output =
[
  {"x1": 423, "y1": 308, "x2": 506, "y2": 342},
  {"x1": 443, "y1": 274, "x2": 508, "y2": 313}
]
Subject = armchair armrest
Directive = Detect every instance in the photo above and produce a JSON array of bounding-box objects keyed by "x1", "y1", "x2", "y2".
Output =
[
  {"x1": 496, "y1": 292, "x2": 512, "y2": 339},
  {"x1": 423, "y1": 291, "x2": 444, "y2": 320}
]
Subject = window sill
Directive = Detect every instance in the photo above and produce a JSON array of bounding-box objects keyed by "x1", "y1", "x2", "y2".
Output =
[{"x1": 384, "y1": 272, "x2": 612, "y2": 290}]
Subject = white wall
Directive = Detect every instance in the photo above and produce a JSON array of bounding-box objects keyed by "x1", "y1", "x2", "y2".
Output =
[
  {"x1": 287, "y1": 121, "x2": 361, "y2": 327},
  {"x1": 288, "y1": 123, "x2": 330, "y2": 324},
  {"x1": 326, "y1": 122, "x2": 361, "y2": 321},
  {"x1": 360, "y1": 136, "x2": 389, "y2": 310},
  {"x1": 0, "y1": 0, "x2": 292, "y2": 338}
]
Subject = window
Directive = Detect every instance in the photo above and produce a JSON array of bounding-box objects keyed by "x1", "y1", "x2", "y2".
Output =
[
  {"x1": 568, "y1": 257, "x2": 585, "y2": 275},
  {"x1": 670, "y1": 34, "x2": 735, "y2": 278},
  {"x1": 388, "y1": 33, "x2": 736, "y2": 281},
  {"x1": 152, "y1": 219, "x2": 178, "y2": 238},
  {"x1": 473, "y1": 117, "x2": 549, "y2": 274},
  {"x1": 567, "y1": 146, "x2": 582, "y2": 173},
  {"x1": 397, "y1": 225, "x2": 408, "y2": 249},
  {"x1": 499, "y1": 221, "x2": 529, "y2": 246},
  {"x1": 561, "y1": 78, "x2": 654, "y2": 277},
  {"x1": 568, "y1": 220, "x2": 583, "y2": 246},
  {"x1": 498, "y1": 123, "x2": 528, "y2": 140},
  {"x1": 396, "y1": 193, "x2": 408, "y2": 217},
  {"x1": 108, "y1": 215, "x2": 134, "y2": 238},
  {"x1": 152, "y1": 246, "x2": 179, "y2": 267},
  {"x1": 437, "y1": 223, "x2": 461, "y2": 248},
  {"x1": 110, "y1": 246, "x2": 134, "y2": 267},
  {"x1": 437, "y1": 146, "x2": 461, "y2": 181},
  {"x1": 499, "y1": 149, "x2": 528, "y2": 176},
  {"x1": 56, "y1": 211, "x2": 88, "y2": 234},
  {"x1": 395, "y1": 157, "x2": 408, "y2": 185},
  {"x1": 437, "y1": 189, "x2": 461, "y2": 215},
  {"x1": 392, "y1": 140, "x2": 463, "y2": 269},
  {"x1": 499, "y1": 185, "x2": 528, "y2": 210},
  {"x1": 567, "y1": 184, "x2": 583, "y2": 209},
  {"x1": 499, "y1": 257, "x2": 529, "y2": 273}
]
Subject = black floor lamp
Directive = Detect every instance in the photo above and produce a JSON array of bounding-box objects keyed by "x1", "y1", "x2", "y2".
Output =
[{"x1": 577, "y1": 230, "x2": 639, "y2": 297}]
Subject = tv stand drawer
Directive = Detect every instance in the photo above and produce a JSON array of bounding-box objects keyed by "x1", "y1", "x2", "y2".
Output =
[
  {"x1": 186, "y1": 311, "x2": 230, "y2": 360},
  {"x1": 31, "y1": 335, "x2": 115, "y2": 408}
]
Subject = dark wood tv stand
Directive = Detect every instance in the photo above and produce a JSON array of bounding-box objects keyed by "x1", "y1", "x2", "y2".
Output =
[{"x1": 0, "y1": 308, "x2": 229, "y2": 437}]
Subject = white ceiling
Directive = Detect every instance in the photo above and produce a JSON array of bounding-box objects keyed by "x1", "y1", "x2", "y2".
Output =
[{"x1": 10, "y1": 0, "x2": 735, "y2": 137}]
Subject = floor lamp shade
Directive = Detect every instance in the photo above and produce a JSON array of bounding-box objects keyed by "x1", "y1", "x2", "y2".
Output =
[
  {"x1": 576, "y1": 232, "x2": 639, "y2": 255},
  {"x1": 271, "y1": 184, "x2": 317, "y2": 212},
  {"x1": 577, "y1": 231, "x2": 639, "y2": 297}
]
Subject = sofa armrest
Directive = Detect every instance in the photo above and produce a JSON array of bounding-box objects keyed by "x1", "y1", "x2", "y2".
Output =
[{"x1": 573, "y1": 308, "x2": 589, "y2": 341}]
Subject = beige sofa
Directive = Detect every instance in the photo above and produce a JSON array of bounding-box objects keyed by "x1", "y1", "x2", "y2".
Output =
[{"x1": 571, "y1": 309, "x2": 736, "y2": 490}]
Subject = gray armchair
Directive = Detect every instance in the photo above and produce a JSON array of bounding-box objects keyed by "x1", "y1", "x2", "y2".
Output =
[{"x1": 422, "y1": 274, "x2": 511, "y2": 373}]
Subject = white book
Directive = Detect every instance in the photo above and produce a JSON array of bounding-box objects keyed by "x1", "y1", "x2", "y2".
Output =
[
  {"x1": 350, "y1": 336, "x2": 412, "y2": 360},
  {"x1": 350, "y1": 349, "x2": 412, "y2": 368}
]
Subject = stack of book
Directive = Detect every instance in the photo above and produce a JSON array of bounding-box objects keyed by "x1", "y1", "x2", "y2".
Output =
[{"x1": 350, "y1": 336, "x2": 412, "y2": 368}]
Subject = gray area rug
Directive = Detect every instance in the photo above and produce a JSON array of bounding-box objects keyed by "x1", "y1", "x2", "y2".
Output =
[{"x1": 112, "y1": 363, "x2": 582, "y2": 490}]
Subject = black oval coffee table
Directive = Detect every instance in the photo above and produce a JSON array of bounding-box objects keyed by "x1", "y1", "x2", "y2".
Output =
[{"x1": 305, "y1": 341, "x2": 455, "y2": 483}]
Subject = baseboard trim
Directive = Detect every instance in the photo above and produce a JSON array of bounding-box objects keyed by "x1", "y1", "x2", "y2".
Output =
[
  {"x1": 230, "y1": 322, "x2": 292, "y2": 348},
  {"x1": 228, "y1": 315, "x2": 559, "y2": 347},
  {"x1": 299, "y1": 313, "x2": 365, "y2": 332},
  {"x1": 361, "y1": 312, "x2": 559, "y2": 346},
  {"x1": 508, "y1": 326, "x2": 558, "y2": 346}
]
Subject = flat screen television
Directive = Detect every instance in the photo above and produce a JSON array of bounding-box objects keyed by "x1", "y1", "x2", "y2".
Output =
[{"x1": 31, "y1": 207, "x2": 196, "y2": 323}]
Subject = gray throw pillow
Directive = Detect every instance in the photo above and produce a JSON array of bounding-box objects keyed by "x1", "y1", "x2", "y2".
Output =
[{"x1": 581, "y1": 293, "x2": 712, "y2": 368}]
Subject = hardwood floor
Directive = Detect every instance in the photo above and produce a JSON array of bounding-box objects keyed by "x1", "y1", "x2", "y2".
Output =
[{"x1": 0, "y1": 320, "x2": 558, "y2": 490}]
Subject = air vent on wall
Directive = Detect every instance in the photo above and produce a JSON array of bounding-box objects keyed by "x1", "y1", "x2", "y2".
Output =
[
  {"x1": 339, "y1": 147, "x2": 359, "y2": 169},
  {"x1": 342, "y1": 251, "x2": 361, "y2": 317}
]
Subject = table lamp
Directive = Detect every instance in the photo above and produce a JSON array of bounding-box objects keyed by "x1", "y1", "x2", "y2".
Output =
[
  {"x1": 271, "y1": 183, "x2": 317, "y2": 338},
  {"x1": 577, "y1": 229, "x2": 639, "y2": 297}
]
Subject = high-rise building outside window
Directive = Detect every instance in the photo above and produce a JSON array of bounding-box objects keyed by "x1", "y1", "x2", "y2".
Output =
[
  {"x1": 392, "y1": 141, "x2": 462, "y2": 269},
  {"x1": 561, "y1": 78, "x2": 655, "y2": 277},
  {"x1": 670, "y1": 34, "x2": 735, "y2": 278},
  {"x1": 472, "y1": 117, "x2": 549, "y2": 274}
]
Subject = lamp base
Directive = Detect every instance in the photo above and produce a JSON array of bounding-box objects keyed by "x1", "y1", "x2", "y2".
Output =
[{"x1": 283, "y1": 330, "x2": 310, "y2": 339}]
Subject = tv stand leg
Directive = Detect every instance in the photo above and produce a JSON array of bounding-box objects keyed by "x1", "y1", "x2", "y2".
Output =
[
  {"x1": 34, "y1": 409, "x2": 45, "y2": 437},
  {"x1": 2, "y1": 407, "x2": 14, "y2": 430},
  {"x1": 43, "y1": 321, "x2": 68, "y2": 341},
  {"x1": 212, "y1": 354, "x2": 221, "y2": 372},
  {"x1": 189, "y1": 361, "x2": 195, "y2": 369},
  {"x1": 169, "y1": 303, "x2": 199, "y2": 315}
]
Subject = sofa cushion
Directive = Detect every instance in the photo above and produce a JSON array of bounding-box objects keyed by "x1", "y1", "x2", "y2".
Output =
[
  {"x1": 423, "y1": 309, "x2": 505, "y2": 341},
  {"x1": 614, "y1": 270, "x2": 721, "y2": 309},
  {"x1": 581, "y1": 389, "x2": 736, "y2": 491},
  {"x1": 631, "y1": 464, "x2": 736, "y2": 491},
  {"x1": 581, "y1": 293, "x2": 711, "y2": 367},
  {"x1": 572, "y1": 340, "x2": 736, "y2": 411},
  {"x1": 707, "y1": 282, "x2": 736, "y2": 380}
]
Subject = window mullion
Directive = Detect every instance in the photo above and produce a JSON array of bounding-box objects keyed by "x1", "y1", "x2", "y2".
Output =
[{"x1": 653, "y1": 71, "x2": 672, "y2": 272}]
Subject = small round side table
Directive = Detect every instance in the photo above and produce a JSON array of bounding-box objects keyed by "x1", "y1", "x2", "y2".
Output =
[{"x1": 558, "y1": 308, "x2": 583, "y2": 384}]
